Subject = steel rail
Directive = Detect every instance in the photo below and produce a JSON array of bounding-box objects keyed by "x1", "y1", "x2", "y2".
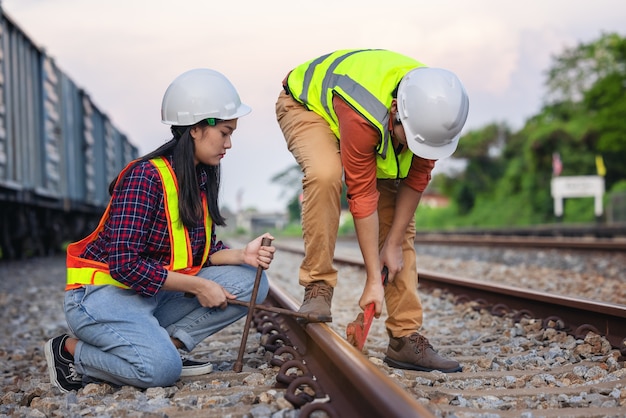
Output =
[
  {"x1": 412, "y1": 234, "x2": 626, "y2": 251},
  {"x1": 327, "y1": 250, "x2": 626, "y2": 357},
  {"x1": 415, "y1": 269, "x2": 626, "y2": 356},
  {"x1": 267, "y1": 280, "x2": 434, "y2": 418},
  {"x1": 417, "y1": 224, "x2": 626, "y2": 239}
]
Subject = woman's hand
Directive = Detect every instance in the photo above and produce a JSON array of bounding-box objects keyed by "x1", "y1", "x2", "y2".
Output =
[
  {"x1": 243, "y1": 233, "x2": 276, "y2": 269},
  {"x1": 164, "y1": 270, "x2": 235, "y2": 309},
  {"x1": 195, "y1": 279, "x2": 235, "y2": 309}
]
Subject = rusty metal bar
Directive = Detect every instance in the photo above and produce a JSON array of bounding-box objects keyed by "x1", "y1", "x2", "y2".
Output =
[
  {"x1": 228, "y1": 298, "x2": 330, "y2": 322},
  {"x1": 233, "y1": 237, "x2": 272, "y2": 372}
]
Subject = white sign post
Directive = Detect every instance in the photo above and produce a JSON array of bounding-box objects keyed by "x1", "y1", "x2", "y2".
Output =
[{"x1": 550, "y1": 175, "x2": 605, "y2": 218}]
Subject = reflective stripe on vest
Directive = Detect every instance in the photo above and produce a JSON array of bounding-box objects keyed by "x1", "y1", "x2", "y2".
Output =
[
  {"x1": 66, "y1": 156, "x2": 211, "y2": 290},
  {"x1": 286, "y1": 49, "x2": 425, "y2": 179}
]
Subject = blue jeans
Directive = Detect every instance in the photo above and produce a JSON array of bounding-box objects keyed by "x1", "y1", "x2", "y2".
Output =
[{"x1": 64, "y1": 265, "x2": 269, "y2": 388}]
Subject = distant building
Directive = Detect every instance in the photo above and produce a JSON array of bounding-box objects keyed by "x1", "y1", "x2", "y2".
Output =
[
  {"x1": 220, "y1": 207, "x2": 238, "y2": 234},
  {"x1": 236, "y1": 210, "x2": 289, "y2": 235}
]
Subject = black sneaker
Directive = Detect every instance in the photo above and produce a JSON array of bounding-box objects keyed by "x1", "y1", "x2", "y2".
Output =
[
  {"x1": 44, "y1": 334, "x2": 83, "y2": 392},
  {"x1": 180, "y1": 357, "x2": 213, "y2": 376}
]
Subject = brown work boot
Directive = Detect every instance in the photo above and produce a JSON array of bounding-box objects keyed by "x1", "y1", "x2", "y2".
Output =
[
  {"x1": 297, "y1": 282, "x2": 333, "y2": 323},
  {"x1": 384, "y1": 332, "x2": 462, "y2": 373}
]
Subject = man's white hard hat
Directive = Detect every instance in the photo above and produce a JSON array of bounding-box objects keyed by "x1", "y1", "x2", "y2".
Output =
[{"x1": 397, "y1": 67, "x2": 469, "y2": 160}]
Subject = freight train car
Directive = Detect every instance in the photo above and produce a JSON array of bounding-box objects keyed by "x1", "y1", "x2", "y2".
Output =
[{"x1": 0, "y1": 7, "x2": 138, "y2": 259}]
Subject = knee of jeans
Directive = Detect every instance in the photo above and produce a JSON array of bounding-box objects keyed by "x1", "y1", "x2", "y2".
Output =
[{"x1": 135, "y1": 350, "x2": 182, "y2": 388}]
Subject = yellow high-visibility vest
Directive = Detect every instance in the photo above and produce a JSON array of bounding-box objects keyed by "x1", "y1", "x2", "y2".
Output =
[
  {"x1": 66, "y1": 156, "x2": 211, "y2": 290},
  {"x1": 286, "y1": 49, "x2": 426, "y2": 178}
]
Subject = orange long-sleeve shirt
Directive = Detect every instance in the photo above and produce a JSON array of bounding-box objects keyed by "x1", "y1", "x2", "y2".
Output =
[{"x1": 333, "y1": 96, "x2": 435, "y2": 219}]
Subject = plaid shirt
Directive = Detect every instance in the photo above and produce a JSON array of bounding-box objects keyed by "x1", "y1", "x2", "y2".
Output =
[{"x1": 81, "y1": 157, "x2": 228, "y2": 297}]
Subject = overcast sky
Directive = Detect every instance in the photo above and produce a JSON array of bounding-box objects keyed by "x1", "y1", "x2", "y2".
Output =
[{"x1": 3, "y1": 1, "x2": 626, "y2": 212}]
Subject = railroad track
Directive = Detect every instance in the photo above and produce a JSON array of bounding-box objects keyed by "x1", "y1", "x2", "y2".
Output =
[
  {"x1": 416, "y1": 224, "x2": 626, "y2": 240},
  {"x1": 336, "y1": 225, "x2": 626, "y2": 252},
  {"x1": 411, "y1": 233, "x2": 626, "y2": 252},
  {"x1": 2, "y1": 245, "x2": 625, "y2": 417},
  {"x1": 259, "y1": 239, "x2": 626, "y2": 417},
  {"x1": 258, "y1": 283, "x2": 431, "y2": 417},
  {"x1": 324, "y1": 246, "x2": 626, "y2": 358}
]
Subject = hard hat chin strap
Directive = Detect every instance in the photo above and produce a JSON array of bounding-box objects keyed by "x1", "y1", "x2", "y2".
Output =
[{"x1": 171, "y1": 126, "x2": 189, "y2": 139}]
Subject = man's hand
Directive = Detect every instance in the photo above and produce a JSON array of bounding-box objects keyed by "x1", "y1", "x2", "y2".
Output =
[
  {"x1": 358, "y1": 268, "x2": 388, "y2": 317},
  {"x1": 380, "y1": 243, "x2": 403, "y2": 283}
]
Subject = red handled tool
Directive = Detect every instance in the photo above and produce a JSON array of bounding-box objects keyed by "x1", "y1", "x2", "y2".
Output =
[{"x1": 346, "y1": 266, "x2": 389, "y2": 351}]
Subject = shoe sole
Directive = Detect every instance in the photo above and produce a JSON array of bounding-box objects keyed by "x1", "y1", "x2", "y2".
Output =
[
  {"x1": 180, "y1": 363, "x2": 213, "y2": 377},
  {"x1": 44, "y1": 339, "x2": 70, "y2": 393},
  {"x1": 383, "y1": 356, "x2": 463, "y2": 373}
]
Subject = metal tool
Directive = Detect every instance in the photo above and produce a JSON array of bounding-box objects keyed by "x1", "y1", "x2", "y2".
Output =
[
  {"x1": 233, "y1": 237, "x2": 272, "y2": 372},
  {"x1": 346, "y1": 266, "x2": 389, "y2": 351},
  {"x1": 228, "y1": 299, "x2": 330, "y2": 322}
]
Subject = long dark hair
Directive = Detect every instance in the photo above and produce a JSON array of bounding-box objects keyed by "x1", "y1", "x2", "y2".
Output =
[{"x1": 108, "y1": 119, "x2": 226, "y2": 228}]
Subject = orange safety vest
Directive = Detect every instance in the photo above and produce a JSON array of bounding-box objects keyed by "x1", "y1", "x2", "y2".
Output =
[{"x1": 66, "y1": 156, "x2": 211, "y2": 290}]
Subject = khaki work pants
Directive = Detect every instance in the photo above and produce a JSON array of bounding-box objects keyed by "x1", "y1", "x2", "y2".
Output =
[{"x1": 275, "y1": 90, "x2": 423, "y2": 336}]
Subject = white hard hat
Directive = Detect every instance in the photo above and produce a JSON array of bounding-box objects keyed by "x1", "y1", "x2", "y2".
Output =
[
  {"x1": 161, "y1": 68, "x2": 251, "y2": 126},
  {"x1": 397, "y1": 67, "x2": 469, "y2": 160}
]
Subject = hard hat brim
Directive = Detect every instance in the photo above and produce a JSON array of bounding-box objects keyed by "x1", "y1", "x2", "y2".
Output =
[
  {"x1": 406, "y1": 133, "x2": 460, "y2": 160},
  {"x1": 224, "y1": 103, "x2": 252, "y2": 120},
  {"x1": 161, "y1": 103, "x2": 252, "y2": 125}
]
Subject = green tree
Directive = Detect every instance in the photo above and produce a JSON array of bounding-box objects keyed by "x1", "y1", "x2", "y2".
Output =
[
  {"x1": 545, "y1": 32, "x2": 626, "y2": 187},
  {"x1": 428, "y1": 33, "x2": 626, "y2": 227},
  {"x1": 440, "y1": 123, "x2": 510, "y2": 216}
]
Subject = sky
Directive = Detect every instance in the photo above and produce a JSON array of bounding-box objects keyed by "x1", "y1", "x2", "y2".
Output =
[{"x1": 2, "y1": 1, "x2": 626, "y2": 213}]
